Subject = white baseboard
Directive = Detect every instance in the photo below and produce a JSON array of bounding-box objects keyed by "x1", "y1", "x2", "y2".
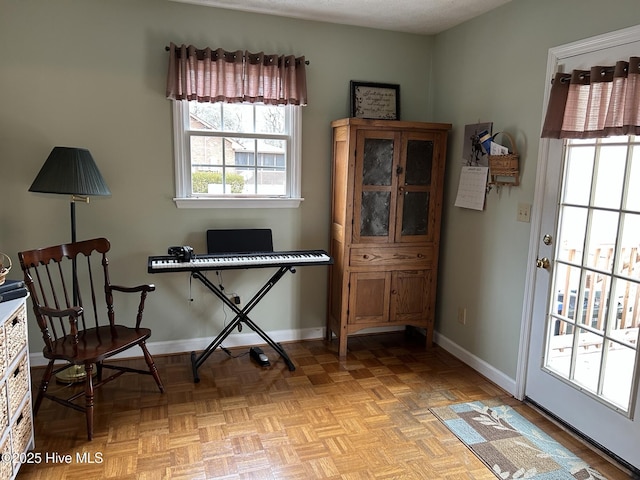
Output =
[
  {"x1": 28, "y1": 327, "x2": 325, "y2": 367},
  {"x1": 29, "y1": 327, "x2": 517, "y2": 398},
  {"x1": 433, "y1": 331, "x2": 517, "y2": 396}
]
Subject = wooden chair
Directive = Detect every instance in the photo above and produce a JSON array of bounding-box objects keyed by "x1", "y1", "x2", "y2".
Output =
[{"x1": 18, "y1": 237, "x2": 164, "y2": 440}]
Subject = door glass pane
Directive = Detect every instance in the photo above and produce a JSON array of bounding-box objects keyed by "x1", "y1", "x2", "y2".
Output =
[
  {"x1": 625, "y1": 147, "x2": 640, "y2": 211},
  {"x1": 585, "y1": 210, "x2": 618, "y2": 272},
  {"x1": 618, "y1": 213, "x2": 640, "y2": 280},
  {"x1": 405, "y1": 140, "x2": 432, "y2": 185},
  {"x1": 556, "y1": 206, "x2": 587, "y2": 263},
  {"x1": 580, "y1": 269, "x2": 609, "y2": 331},
  {"x1": 610, "y1": 279, "x2": 639, "y2": 346},
  {"x1": 362, "y1": 138, "x2": 393, "y2": 186},
  {"x1": 563, "y1": 145, "x2": 594, "y2": 206},
  {"x1": 544, "y1": 137, "x2": 640, "y2": 416},
  {"x1": 554, "y1": 264, "x2": 581, "y2": 321},
  {"x1": 401, "y1": 192, "x2": 429, "y2": 236},
  {"x1": 573, "y1": 327, "x2": 603, "y2": 393},
  {"x1": 593, "y1": 144, "x2": 626, "y2": 209},
  {"x1": 360, "y1": 191, "x2": 390, "y2": 236},
  {"x1": 546, "y1": 319, "x2": 573, "y2": 377},
  {"x1": 602, "y1": 340, "x2": 636, "y2": 410}
]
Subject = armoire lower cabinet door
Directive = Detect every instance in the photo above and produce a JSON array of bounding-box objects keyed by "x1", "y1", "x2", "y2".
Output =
[
  {"x1": 348, "y1": 271, "x2": 391, "y2": 324},
  {"x1": 390, "y1": 270, "x2": 432, "y2": 323}
]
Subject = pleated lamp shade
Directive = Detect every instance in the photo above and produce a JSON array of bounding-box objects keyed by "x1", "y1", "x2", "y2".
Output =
[{"x1": 29, "y1": 147, "x2": 111, "y2": 196}]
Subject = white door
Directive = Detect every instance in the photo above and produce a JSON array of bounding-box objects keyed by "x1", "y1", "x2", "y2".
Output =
[{"x1": 523, "y1": 26, "x2": 640, "y2": 471}]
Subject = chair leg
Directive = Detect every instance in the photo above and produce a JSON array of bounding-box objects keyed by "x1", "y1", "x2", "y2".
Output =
[
  {"x1": 34, "y1": 360, "x2": 55, "y2": 415},
  {"x1": 140, "y1": 341, "x2": 164, "y2": 393},
  {"x1": 84, "y1": 362, "x2": 95, "y2": 441}
]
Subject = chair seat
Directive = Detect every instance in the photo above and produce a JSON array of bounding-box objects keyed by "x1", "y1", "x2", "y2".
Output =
[{"x1": 43, "y1": 325, "x2": 152, "y2": 364}]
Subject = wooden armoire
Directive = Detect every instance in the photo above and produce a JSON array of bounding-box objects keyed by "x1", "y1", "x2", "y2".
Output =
[{"x1": 327, "y1": 117, "x2": 451, "y2": 357}]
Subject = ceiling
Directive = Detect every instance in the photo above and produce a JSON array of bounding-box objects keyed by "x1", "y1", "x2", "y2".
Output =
[{"x1": 169, "y1": 0, "x2": 512, "y2": 35}]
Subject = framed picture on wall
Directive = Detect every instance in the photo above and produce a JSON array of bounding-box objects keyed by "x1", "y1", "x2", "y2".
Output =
[{"x1": 350, "y1": 81, "x2": 400, "y2": 120}]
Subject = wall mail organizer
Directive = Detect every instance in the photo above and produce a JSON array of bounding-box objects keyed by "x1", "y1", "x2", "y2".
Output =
[{"x1": 488, "y1": 131, "x2": 519, "y2": 187}]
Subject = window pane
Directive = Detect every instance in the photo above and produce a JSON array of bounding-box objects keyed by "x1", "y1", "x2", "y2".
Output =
[
  {"x1": 226, "y1": 167, "x2": 250, "y2": 194},
  {"x1": 256, "y1": 169, "x2": 286, "y2": 195},
  {"x1": 192, "y1": 167, "x2": 223, "y2": 194},
  {"x1": 228, "y1": 137, "x2": 255, "y2": 166},
  {"x1": 189, "y1": 102, "x2": 221, "y2": 130},
  {"x1": 258, "y1": 139, "x2": 286, "y2": 165},
  {"x1": 223, "y1": 104, "x2": 253, "y2": 132},
  {"x1": 256, "y1": 105, "x2": 285, "y2": 134}
]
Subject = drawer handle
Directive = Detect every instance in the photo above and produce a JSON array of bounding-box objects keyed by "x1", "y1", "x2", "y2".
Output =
[
  {"x1": 417, "y1": 254, "x2": 425, "y2": 259},
  {"x1": 13, "y1": 367, "x2": 21, "y2": 377},
  {"x1": 391, "y1": 289, "x2": 397, "y2": 295},
  {"x1": 363, "y1": 254, "x2": 369, "y2": 259},
  {"x1": 11, "y1": 318, "x2": 19, "y2": 326}
]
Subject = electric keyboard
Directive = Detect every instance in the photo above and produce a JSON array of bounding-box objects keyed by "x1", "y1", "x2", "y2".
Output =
[{"x1": 148, "y1": 249, "x2": 332, "y2": 273}]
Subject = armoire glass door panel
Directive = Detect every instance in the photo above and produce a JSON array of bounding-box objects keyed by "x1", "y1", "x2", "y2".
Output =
[
  {"x1": 360, "y1": 191, "x2": 391, "y2": 236},
  {"x1": 401, "y1": 191, "x2": 430, "y2": 236},
  {"x1": 362, "y1": 138, "x2": 394, "y2": 186},
  {"x1": 404, "y1": 140, "x2": 433, "y2": 185}
]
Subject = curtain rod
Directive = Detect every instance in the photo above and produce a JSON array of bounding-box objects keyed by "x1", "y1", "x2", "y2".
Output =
[{"x1": 164, "y1": 46, "x2": 309, "y2": 65}]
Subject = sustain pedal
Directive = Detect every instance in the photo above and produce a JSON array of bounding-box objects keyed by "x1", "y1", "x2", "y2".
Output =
[{"x1": 249, "y1": 346, "x2": 270, "y2": 367}]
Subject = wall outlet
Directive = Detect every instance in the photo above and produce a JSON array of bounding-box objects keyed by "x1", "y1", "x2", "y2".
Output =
[
  {"x1": 457, "y1": 307, "x2": 467, "y2": 325},
  {"x1": 517, "y1": 202, "x2": 531, "y2": 223}
]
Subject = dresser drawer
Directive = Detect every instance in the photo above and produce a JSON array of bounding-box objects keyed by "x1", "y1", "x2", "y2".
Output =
[
  {"x1": 11, "y1": 398, "x2": 32, "y2": 470},
  {"x1": 350, "y1": 246, "x2": 433, "y2": 268},
  {"x1": 7, "y1": 354, "x2": 28, "y2": 421},
  {"x1": 4, "y1": 304, "x2": 26, "y2": 362}
]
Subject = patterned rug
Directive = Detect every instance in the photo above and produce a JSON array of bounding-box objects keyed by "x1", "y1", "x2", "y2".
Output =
[{"x1": 430, "y1": 401, "x2": 607, "y2": 479}]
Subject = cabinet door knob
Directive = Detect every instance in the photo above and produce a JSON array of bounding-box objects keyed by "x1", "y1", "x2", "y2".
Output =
[
  {"x1": 391, "y1": 289, "x2": 397, "y2": 295},
  {"x1": 417, "y1": 253, "x2": 424, "y2": 259}
]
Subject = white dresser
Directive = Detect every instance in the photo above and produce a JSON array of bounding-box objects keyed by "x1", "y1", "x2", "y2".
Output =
[{"x1": 0, "y1": 297, "x2": 34, "y2": 480}]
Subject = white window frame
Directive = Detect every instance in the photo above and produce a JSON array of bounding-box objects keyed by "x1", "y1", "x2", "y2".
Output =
[{"x1": 172, "y1": 101, "x2": 303, "y2": 209}]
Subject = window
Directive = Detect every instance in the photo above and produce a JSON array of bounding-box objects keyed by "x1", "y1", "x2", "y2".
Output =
[{"x1": 172, "y1": 101, "x2": 302, "y2": 208}]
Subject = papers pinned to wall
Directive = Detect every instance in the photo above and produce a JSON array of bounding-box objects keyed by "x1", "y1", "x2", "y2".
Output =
[{"x1": 455, "y1": 166, "x2": 489, "y2": 211}]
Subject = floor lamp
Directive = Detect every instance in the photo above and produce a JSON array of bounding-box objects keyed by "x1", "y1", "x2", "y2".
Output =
[{"x1": 28, "y1": 146, "x2": 111, "y2": 383}]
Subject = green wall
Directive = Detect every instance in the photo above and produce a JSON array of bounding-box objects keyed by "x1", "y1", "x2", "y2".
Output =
[{"x1": 432, "y1": 0, "x2": 640, "y2": 379}]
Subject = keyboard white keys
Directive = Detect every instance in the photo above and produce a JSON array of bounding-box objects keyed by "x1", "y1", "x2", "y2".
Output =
[{"x1": 148, "y1": 250, "x2": 332, "y2": 272}]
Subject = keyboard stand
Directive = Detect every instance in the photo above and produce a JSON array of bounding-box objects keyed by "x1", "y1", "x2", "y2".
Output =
[{"x1": 189, "y1": 266, "x2": 297, "y2": 383}]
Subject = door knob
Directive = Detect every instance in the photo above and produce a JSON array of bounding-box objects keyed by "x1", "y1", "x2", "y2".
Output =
[{"x1": 536, "y1": 257, "x2": 550, "y2": 269}]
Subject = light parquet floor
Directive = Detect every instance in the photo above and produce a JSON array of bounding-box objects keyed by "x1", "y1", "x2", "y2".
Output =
[{"x1": 18, "y1": 333, "x2": 631, "y2": 479}]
